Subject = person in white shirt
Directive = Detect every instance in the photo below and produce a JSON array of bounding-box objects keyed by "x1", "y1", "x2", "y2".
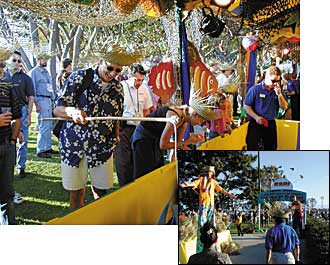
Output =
[{"x1": 114, "y1": 64, "x2": 153, "y2": 187}]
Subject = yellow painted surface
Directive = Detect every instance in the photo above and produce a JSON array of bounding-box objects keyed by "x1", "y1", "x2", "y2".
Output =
[
  {"x1": 276, "y1": 120, "x2": 299, "y2": 150},
  {"x1": 179, "y1": 230, "x2": 232, "y2": 264},
  {"x1": 270, "y1": 27, "x2": 300, "y2": 43},
  {"x1": 198, "y1": 122, "x2": 249, "y2": 150},
  {"x1": 47, "y1": 161, "x2": 177, "y2": 225},
  {"x1": 198, "y1": 120, "x2": 299, "y2": 150}
]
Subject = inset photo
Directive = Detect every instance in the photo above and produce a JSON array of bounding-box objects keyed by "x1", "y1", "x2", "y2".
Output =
[{"x1": 178, "y1": 151, "x2": 329, "y2": 264}]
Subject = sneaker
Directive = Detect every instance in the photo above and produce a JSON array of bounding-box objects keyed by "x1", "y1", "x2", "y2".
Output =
[
  {"x1": 18, "y1": 169, "x2": 26, "y2": 178},
  {"x1": 13, "y1": 192, "x2": 23, "y2": 204},
  {"x1": 37, "y1": 152, "x2": 52, "y2": 158},
  {"x1": 45, "y1": 149, "x2": 59, "y2": 154}
]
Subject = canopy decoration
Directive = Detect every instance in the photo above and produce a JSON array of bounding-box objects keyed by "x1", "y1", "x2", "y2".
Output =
[
  {"x1": 0, "y1": 0, "x2": 171, "y2": 26},
  {"x1": 181, "y1": 0, "x2": 299, "y2": 42},
  {"x1": 229, "y1": 0, "x2": 300, "y2": 41}
]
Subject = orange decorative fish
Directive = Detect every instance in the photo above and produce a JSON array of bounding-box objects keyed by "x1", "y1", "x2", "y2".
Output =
[
  {"x1": 189, "y1": 61, "x2": 218, "y2": 97},
  {"x1": 148, "y1": 61, "x2": 175, "y2": 104},
  {"x1": 187, "y1": 41, "x2": 218, "y2": 97}
]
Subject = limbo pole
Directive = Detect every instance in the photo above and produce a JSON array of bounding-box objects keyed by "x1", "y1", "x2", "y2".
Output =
[{"x1": 42, "y1": 115, "x2": 179, "y2": 162}]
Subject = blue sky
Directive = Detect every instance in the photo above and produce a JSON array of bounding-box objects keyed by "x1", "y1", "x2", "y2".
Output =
[{"x1": 247, "y1": 151, "x2": 329, "y2": 209}]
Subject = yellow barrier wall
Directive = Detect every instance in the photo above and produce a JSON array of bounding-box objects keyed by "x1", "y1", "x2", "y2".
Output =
[
  {"x1": 276, "y1": 120, "x2": 299, "y2": 150},
  {"x1": 179, "y1": 230, "x2": 232, "y2": 264},
  {"x1": 48, "y1": 161, "x2": 177, "y2": 225},
  {"x1": 198, "y1": 123, "x2": 249, "y2": 150},
  {"x1": 198, "y1": 120, "x2": 299, "y2": 150}
]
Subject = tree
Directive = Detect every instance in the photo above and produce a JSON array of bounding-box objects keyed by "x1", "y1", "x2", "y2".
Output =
[
  {"x1": 259, "y1": 165, "x2": 285, "y2": 192},
  {"x1": 0, "y1": 4, "x2": 169, "y2": 91},
  {"x1": 307, "y1": 197, "x2": 317, "y2": 210},
  {"x1": 178, "y1": 151, "x2": 257, "y2": 212}
]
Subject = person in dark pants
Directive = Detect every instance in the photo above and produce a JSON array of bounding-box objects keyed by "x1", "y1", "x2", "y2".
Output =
[
  {"x1": 114, "y1": 64, "x2": 153, "y2": 187},
  {"x1": 131, "y1": 91, "x2": 221, "y2": 180},
  {"x1": 0, "y1": 49, "x2": 22, "y2": 224},
  {"x1": 244, "y1": 66, "x2": 288, "y2": 150},
  {"x1": 286, "y1": 75, "x2": 300, "y2": 121},
  {"x1": 235, "y1": 212, "x2": 243, "y2": 236}
]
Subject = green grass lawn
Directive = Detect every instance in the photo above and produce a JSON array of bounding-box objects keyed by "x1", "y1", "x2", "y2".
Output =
[
  {"x1": 14, "y1": 113, "x2": 120, "y2": 224},
  {"x1": 229, "y1": 222, "x2": 274, "y2": 235}
]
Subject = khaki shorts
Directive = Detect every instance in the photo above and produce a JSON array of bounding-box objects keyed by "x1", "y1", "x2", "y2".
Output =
[{"x1": 61, "y1": 155, "x2": 113, "y2": 191}]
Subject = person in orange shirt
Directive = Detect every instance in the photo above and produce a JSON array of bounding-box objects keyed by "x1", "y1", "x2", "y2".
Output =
[{"x1": 181, "y1": 165, "x2": 236, "y2": 253}]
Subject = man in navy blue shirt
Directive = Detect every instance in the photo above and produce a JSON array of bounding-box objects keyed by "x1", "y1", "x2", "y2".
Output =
[
  {"x1": 7, "y1": 51, "x2": 35, "y2": 178},
  {"x1": 265, "y1": 207, "x2": 300, "y2": 264},
  {"x1": 244, "y1": 66, "x2": 288, "y2": 150}
]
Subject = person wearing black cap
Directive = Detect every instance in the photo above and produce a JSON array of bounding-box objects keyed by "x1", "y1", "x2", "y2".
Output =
[{"x1": 56, "y1": 58, "x2": 72, "y2": 94}]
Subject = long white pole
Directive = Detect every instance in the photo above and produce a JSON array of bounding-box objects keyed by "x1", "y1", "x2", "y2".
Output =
[{"x1": 42, "y1": 116, "x2": 179, "y2": 162}]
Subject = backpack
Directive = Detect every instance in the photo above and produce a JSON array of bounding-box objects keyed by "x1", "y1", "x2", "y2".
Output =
[{"x1": 53, "y1": 68, "x2": 94, "y2": 138}]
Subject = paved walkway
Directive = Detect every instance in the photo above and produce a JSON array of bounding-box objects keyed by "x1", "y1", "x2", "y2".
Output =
[
  {"x1": 229, "y1": 233, "x2": 307, "y2": 264},
  {"x1": 230, "y1": 233, "x2": 266, "y2": 264}
]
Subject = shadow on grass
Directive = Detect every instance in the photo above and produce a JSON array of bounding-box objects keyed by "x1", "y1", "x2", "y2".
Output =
[
  {"x1": 14, "y1": 172, "x2": 120, "y2": 225},
  {"x1": 15, "y1": 200, "x2": 70, "y2": 225}
]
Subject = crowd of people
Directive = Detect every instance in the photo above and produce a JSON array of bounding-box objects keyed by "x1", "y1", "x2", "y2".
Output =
[
  {"x1": 179, "y1": 179, "x2": 310, "y2": 264},
  {"x1": 1, "y1": 42, "x2": 301, "y2": 225},
  {"x1": 0, "y1": 46, "x2": 221, "y2": 223}
]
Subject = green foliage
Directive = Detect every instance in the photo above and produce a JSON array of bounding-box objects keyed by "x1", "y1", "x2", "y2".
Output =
[
  {"x1": 259, "y1": 165, "x2": 285, "y2": 192},
  {"x1": 304, "y1": 216, "x2": 329, "y2": 264},
  {"x1": 220, "y1": 241, "x2": 240, "y2": 254},
  {"x1": 178, "y1": 151, "x2": 257, "y2": 211},
  {"x1": 241, "y1": 222, "x2": 255, "y2": 234}
]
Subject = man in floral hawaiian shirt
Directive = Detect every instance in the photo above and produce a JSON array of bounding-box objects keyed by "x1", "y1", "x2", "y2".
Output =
[{"x1": 54, "y1": 46, "x2": 142, "y2": 210}]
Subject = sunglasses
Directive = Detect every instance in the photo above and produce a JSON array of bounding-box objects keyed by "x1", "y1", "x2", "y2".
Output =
[
  {"x1": 12, "y1": 59, "x2": 22, "y2": 63},
  {"x1": 271, "y1": 79, "x2": 281, "y2": 83},
  {"x1": 106, "y1": 65, "x2": 122, "y2": 73}
]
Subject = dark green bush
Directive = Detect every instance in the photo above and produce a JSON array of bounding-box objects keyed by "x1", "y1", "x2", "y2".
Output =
[{"x1": 304, "y1": 216, "x2": 329, "y2": 264}]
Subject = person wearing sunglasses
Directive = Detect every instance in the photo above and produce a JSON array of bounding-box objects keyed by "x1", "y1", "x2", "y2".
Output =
[
  {"x1": 56, "y1": 58, "x2": 72, "y2": 94},
  {"x1": 244, "y1": 66, "x2": 288, "y2": 150},
  {"x1": 6, "y1": 51, "x2": 35, "y2": 181},
  {"x1": 114, "y1": 63, "x2": 153, "y2": 187},
  {"x1": 53, "y1": 46, "x2": 142, "y2": 210}
]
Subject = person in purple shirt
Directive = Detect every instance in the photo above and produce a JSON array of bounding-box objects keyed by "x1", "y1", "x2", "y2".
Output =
[
  {"x1": 244, "y1": 66, "x2": 288, "y2": 150},
  {"x1": 265, "y1": 208, "x2": 300, "y2": 264}
]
